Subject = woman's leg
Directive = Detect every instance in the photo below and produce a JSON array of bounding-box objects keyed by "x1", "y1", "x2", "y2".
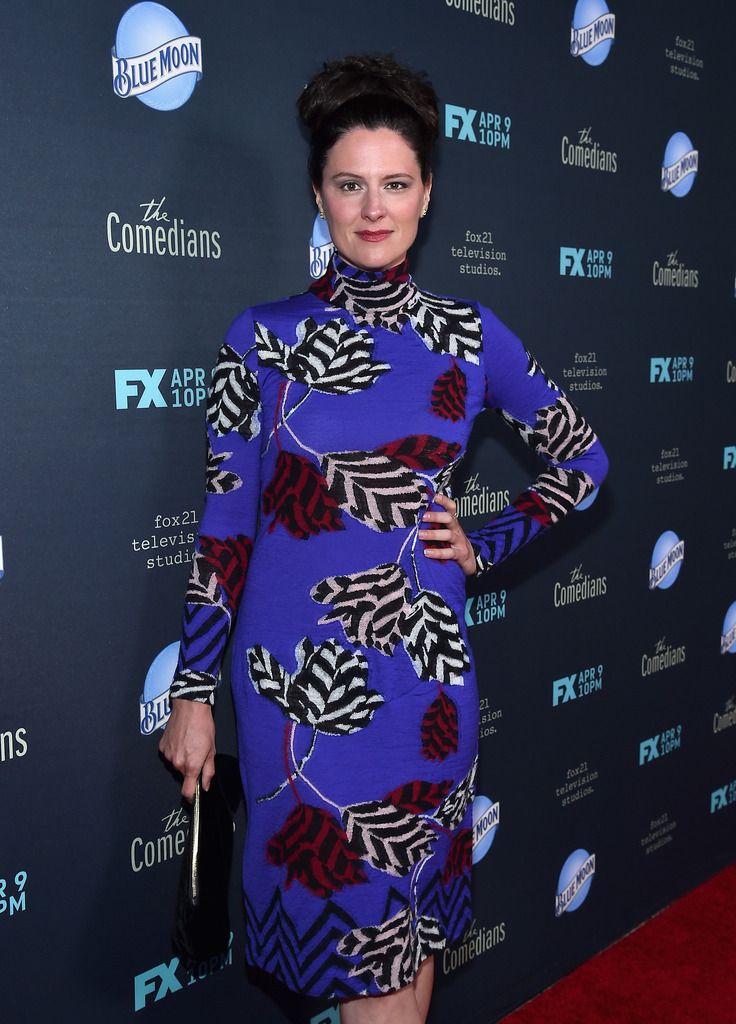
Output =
[
  {"x1": 339, "y1": 956, "x2": 435, "y2": 1024},
  {"x1": 412, "y1": 955, "x2": 435, "y2": 1022}
]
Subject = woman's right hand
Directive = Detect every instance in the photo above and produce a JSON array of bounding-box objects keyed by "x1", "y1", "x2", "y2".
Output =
[{"x1": 159, "y1": 699, "x2": 216, "y2": 802}]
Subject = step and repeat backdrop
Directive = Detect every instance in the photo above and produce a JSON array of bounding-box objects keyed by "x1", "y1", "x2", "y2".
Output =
[{"x1": 2, "y1": 1, "x2": 734, "y2": 1021}]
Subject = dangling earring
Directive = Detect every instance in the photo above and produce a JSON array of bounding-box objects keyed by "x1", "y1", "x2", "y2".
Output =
[
  {"x1": 420, "y1": 204, "x2": 429, "y2": 219},
  {"x1": 317, "y1": 201, "x2": 325, "y2": 219}
]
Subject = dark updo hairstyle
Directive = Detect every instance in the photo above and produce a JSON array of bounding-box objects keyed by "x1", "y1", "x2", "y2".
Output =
[{"x1": 297, "y1": 54, "x2": 439, "y2": 186}]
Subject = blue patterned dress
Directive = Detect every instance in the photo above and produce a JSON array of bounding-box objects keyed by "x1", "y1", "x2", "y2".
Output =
[{"x1": 169, "y1": 254, "x2": 608, "y2": 999}]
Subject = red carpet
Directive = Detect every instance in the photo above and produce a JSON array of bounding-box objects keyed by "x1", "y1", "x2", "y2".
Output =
[{"x1": 501, "y1": 863, "x2": 736, "y2": 1024}]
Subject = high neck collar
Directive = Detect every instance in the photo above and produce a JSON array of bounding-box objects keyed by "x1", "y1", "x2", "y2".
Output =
[{"x1": 310, "y1": 251, "x2": 416, "y2": 333}]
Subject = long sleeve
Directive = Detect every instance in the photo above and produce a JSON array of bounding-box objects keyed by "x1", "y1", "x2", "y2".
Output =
[
  {"x1": 169, "y1": 309, "x2": 262, "y2": 704},
  {"x1": 465, "y1": 304, "x2": 609, "y2": 575}
]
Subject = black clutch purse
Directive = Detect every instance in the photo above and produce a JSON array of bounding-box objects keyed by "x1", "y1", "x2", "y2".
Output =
[{"x1": 173, "y1": 768, "x2": 235, "y2": 964}]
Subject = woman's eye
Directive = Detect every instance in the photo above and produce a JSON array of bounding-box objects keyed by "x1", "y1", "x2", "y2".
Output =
[
  {"x1": 386, "y1": 181, "x2": 408, "y2": 190},
  {"x1": 340, "y1": 181, "x2": 361, "y2": 192}
]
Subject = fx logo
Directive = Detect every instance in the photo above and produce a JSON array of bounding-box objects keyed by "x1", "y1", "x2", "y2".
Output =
[
  {"x1": 115, "y1": 369, "x2": 166, "y2": 409},
  {"x1": 445, "y1": 104, "x2": 477, "y2": 142},
  {"x1": 639, "y1": 736, "x2": 660, "y2": 765},
  {"x1": 134, "y1": 958, "x2": 182, "y2": 1011},
  {"x1": 710, "y1": 786, "x2": 728, "y2": 813},
  {"x1": 560, "y1": 247, "x2": 585, "y2": 276},
  {"x1": 723, "y1": 446, "x2": 736, "y2": 469},
  {"x1": 650, "y1": 358, "x2": 671, "y2": 383},
  {"x1": 552, "y1": 675, "x2": 577, "y2": 706}
]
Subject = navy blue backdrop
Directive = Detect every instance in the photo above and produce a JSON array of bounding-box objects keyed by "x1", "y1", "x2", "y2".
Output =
[{"x1": 1, "y1": 2, "x2": 735, "y2": 1022}]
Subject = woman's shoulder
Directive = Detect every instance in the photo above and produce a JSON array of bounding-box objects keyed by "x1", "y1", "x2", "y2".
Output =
[{"x1": 222, "y1": 288, "x2": 323, "y2": 346}]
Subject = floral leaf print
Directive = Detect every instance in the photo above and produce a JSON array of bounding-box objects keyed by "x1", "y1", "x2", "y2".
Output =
[
  {"x1": 499, "y1": 395, "x2": 596, "y2": 463},
  {"x1": 375, "y1": 435, "x2": 461, "y2": 471},
  {"x1": 434, "y1": 756, "x2": 478, "y2": 830},
  {"x1": 342, "y1": 799, "x2": 437, "y2": 877},
  {"x1": 263, "y1": 451, "x2": 344, "y2": 538},
  {"x1": 256, "y1": 317, "x2": 391, "y2": 394},
  {"x1": 169, "y1": 668, "x2": 219, "y2": 703},
  {"x1": 524, "y1": 346, "x2": 559, "y2": 390},
  {"x1": 185, "y1": 551, "x2": 227, "y2": 607},
  {"x1": 206, "y1": 440, "x2": 242, "y2": 495},
  {"x1": 321, "y1": 451, "x2": 426, "y2": 533},
  {"x1": 337, "y1": 907, "x2": 444, "y2": 992},
  {"x1": 247, "y1": 639, "x2": 383, "y2": 735},
  {"x1": 384, "y1": 779, "x2": 452, "y2": 814},
  {"x1": 310, "y1": 563, "x2": 411, "y2": 656},
  {"x1": 430, "y1": 362, "x2": 467, "y2": 422},
  {"x1": 291, "y1": 638, "x2": 383, "y2": 735},
  {"x1": 206, "y1": 343, "x2": 261, "y2": 440},
  {"x1": 526, "y1": 467, "x2": 596, "y2": 524},
  {"x1": 409, "y1": 291, "x2": 483, "y2": 365},
  {"x1": 247, "y1": 645, "x2": 292, "y2": 713},
  {"x1": 442, "y1": 828, "x2": 473, "y2": 884},
  {"x1": 404, "y1": 590, "x2": 471, "y2": 685},
  {"x1": 420, "y1": 691, "x2": 459, "y2": 762},
  {"x1": 266, "y1": 804, "x2": 368, "y2": 898},
  {"x1": 198, "y1": 535, "x2": 252, "y2": 611}
]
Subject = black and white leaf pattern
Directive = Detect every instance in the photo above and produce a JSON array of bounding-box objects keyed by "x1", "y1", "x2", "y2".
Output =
[
  {"x1": 321, "y1": 451, "x2": 426, "y2": 533},
  {"x1": 206, "y1": 441, "x2": 242, "y2": 494},
  {"x1": 337, "y1": 907, "x2": 444, "y2": 992},
  {"x1": 310, "y1": 563, "x2": 411, "y2": 655},
  {"x1": 342, "y1": 799, "x2": 437, "y2": 876},
  {"x1": 499, "y1": 395, "x2": 596, "y2": 464},
  {"x1": 206, "y1": 343, "x2": 261, "y2": 439},
  {"x1": 532, "y1": 467, "x2": 596, "y2": 523},
  {"x1": 185, "y1": 552, "x2": 226, "y2": 607},
  {"x1": 408, "y1": 291, "x2": 483, "y2": 365},
  {"x1": 247, "y1": 645, "x2": 292, "y2": 711},
  {"x1": 434, "y1": 756, "x2": 478, "y2": 830},
  {"x1": 256, "y1": 317, "x2": 391, "y2": 394},
  {"x1": 403, "y1": 590, "x2": 470, "y2": 685},
  {"x1": 247, "y1": 638, "x2": 383, "y2": 734},
  {"x1": 524, "y1": 347, "x2": 559, "y2": 390}
]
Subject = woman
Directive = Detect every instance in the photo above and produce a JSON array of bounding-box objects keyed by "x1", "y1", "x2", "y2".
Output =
[{"x1": 160, "y1": 54, "x2": 608, "y2": 1023}]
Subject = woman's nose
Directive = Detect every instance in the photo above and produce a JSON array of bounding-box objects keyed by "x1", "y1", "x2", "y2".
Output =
[{"x1": 361, "y1": 187, "x2": 387, "y2": 221}]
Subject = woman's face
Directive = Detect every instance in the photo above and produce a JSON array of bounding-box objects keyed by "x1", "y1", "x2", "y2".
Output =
[{"x1": 315, "y1": 126, "x2": 431, "y2": 272}]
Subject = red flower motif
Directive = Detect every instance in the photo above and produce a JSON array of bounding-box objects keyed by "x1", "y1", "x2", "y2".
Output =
[
  {"x1": 266, "y1": 804, "x2": 368, "y2": 898},
  {"x1": 420, "y1": 690, "x2": 459, "y2": 762},
  {"x1": 198, "y1": 535, "x2": 253, "y2": 610},
  {"x1": 442, "y1": 828, "x2": 472, "y2": 884},
  {"x1": 513, "y1": 489, "x2": 553, "y2": 527},
  {"x1": 263, "y1": 451, "x2": 344, "y2": 539}
]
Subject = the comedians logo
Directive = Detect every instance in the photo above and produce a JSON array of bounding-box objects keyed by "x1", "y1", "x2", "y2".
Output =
[
  {"x1": 107, "y1": 197, "x2": 221, "y2": 259},
  {"x1": 649, "y1": 531, "x2": 684, "y2": 590},
  {"x1": 641, "y1": 636, "x2": 686, "y2": 677},
  {"x1": 555, "y1": 849, "x2": 595, "y2": 916},
  {"x1": 112, "y1": 3, "x2": 202, "y2": 110},
  {"x1": 457, "y1": 474, "x2": 509, "y2": 519},
  {"x1": 131, "y1": 806, "x2": 189, "y2": 873},
  {"x1": 444, "y1": 0, "x2": 515, "y2": 25},
  {"x1": 139, "y1": 641, "x2": 180, "y2": 735},
  {"x1": 134, "y1": 935, "x2": 233, "y2": 1011},
  {"x1": 639, "y1": 725, "x2": 682, "y2": 765},
  {"x1": 711, "y1": 779, "x2": 736, "y2": 814},
  {"x1": 309, "y1": 214, "x2": 334, "y2": 279},
  {"x1": 721, "y1": 602, "x2": 736, "y2": 655},
  {"x1": 560, "y1": 247, "x2": 613, "y2": 279},
  {"x1": 441, "y1": 918, "x2": 506, "y2": 975},
  {"x1": 561, "y1": 126, "x2": 617, "y2": 173},
  {"x1": 652, "y1": 251, "x2": 699, "y2": 288},
  {"x1": 554, "y1": 563, "x2": 607, "y2": 607},
  {"x1": 552, "y1": 664, "x2": 603, "y2": 706},
  {"x1": 445, "y1": 106, "x2": 512, "y2": 150},
  {"x1": 472, "y1": 794, "x2": 500, "y2": 864},
  {"x1": 649, "y1": 356, "x2": 694, "y2": 383},
  {"x1": 114, "y1": 368, "x2": 206, "y2": 410},
  {"x1": 661, "y1": 132, "x2": 699, "y2": 197},
  {"x1": 713, "y1": 696, "x2": 736, "y2": 733},
  {"x1": 570, "y1": 0, "x2": 615, "y2": 66}
]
